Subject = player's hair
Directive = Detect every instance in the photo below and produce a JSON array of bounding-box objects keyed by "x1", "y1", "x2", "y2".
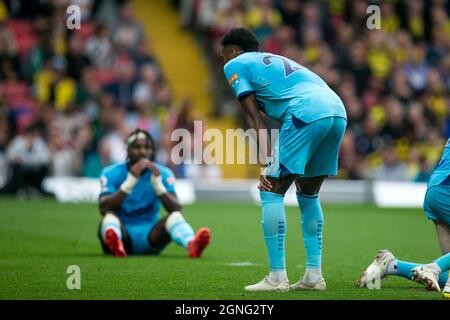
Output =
[
  {"x1": 221, "y1": 27, "x2": 260, "y2": 52},
  {"x1": 126, "y1": 129, "x2": 156, "y2": 160}
]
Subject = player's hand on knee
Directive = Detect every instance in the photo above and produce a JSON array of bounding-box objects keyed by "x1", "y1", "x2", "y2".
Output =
[
  {"x1": 129, "y1": 158, "x2": 152, "y2": 177},
  {"x1": 258, "y1": 175, "x2": 272, "y2": 191}
]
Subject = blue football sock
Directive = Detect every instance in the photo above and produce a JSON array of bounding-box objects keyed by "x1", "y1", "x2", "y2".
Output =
[
  {"x1": 396, "y1": 260, "x2": 419, "y2": 279},
  {"x1": 260, "y1": 191, "x2": 286, "y2": 272},
  {"x1": 166, "y1": 212, "x2": 195, "y2": 248},
  {"x1": 434, "y1": 253, "x2": 450, "y2": 273},
  {"x1": 296, "y1": 193, "x2": 323, "y2": 269},
  {"x1": 395, "y1": 260, "x2": 449, "y2": 287}
]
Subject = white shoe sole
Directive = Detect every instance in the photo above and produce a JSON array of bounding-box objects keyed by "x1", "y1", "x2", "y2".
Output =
[
  {"x1": 245, "y1": 285, "x2": 290, "y2": 292},
  {"x1": 290, "y1": 282, "x2": 326, "y2": 291}
]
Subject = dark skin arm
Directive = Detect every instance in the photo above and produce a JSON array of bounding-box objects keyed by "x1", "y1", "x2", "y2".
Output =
[
  {"x1": 147, "y1": 162, "x2": 182, "y2": 213},
  {"x1": 99, "y1": 159, "x2": 182, "y2": 215},
  {"x1": 159, "y1": 192, "x2": 182, "y2": 213},
  {"x1": 239, "y1": 94, "x2": 273, "y2": 191}
]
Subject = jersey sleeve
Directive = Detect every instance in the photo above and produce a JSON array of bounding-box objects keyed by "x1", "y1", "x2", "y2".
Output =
[
  {"x1": 99, "y1": 167, "x2": 121, "y2": 197},
  {"x1": 161, "y1": 168, "x2": 176, "y2": 194},
  {"x1": 224, "y1": 60, "x2": 254, "y2": 99}
]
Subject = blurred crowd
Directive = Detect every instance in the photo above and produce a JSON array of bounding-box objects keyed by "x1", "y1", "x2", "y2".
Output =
[
  {"x1": 1, "y1": 0, "x2": 449, "y2": 196},
  {"x1": 178, "y1": 0, "x2": 450, "y2": 181},
  {"x1": 0, "y1": 0, "x2": 213, "y2": 195}
]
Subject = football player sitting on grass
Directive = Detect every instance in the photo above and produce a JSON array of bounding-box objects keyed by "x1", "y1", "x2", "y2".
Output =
[{"x1": 97, "y1": 129, "x2": 211, "y2": 258}]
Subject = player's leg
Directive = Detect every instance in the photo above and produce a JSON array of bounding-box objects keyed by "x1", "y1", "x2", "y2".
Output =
[
  {"x1": 288, "y1": 117, "x2": 346, "y2": 291},
  {"x1": 410, "y1": 186, "x2": 450, "y2": 291},
  {"x1": 97, "y1": 212, "x2": 131, "y2": 257},
  {"x1": 290, "y1": 176, "x2": 327, "y2": 291},
  {"x1": 245, "y1": 174, "x2": 296, "y2": 292},
  {"x1": 357, "y1": 249, "x2": 450, "y2": 289},
  {"x1": 410, "y1": 186, "x2": 450, "y2": 292},
  {"x1": 412, "y1": 252, "x2": 450, "y2": 292},
  {"x1": 358, "y1": 186, "x2": 450, "y2": 289},
  {"x1": 148, "y1": 211, "x2": 211, "y2": 258},
  {"x1": 435, "y1": 221, "x2": 450, "y2": 253}
]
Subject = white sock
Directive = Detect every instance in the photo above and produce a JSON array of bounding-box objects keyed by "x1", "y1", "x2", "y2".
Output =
[
  {"x1": 101, "y1": 213, "x2": 122, "y2": 240},
  {"x1": 269, "y1": 270, "x2": 288, "y2": 283},
  {"x1": 304, "y1": 268, "x2": 322, "y2": 283},
  {"x1": 387, "y1": 259, "x2": 398, "y2": 275},
  {"x1": 446, "y1": 277, "x2": 450, "y2": 288}
]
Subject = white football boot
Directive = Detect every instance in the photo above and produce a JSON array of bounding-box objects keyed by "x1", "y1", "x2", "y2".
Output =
[
  {"x1": 244, "y1": 275, "x2": 290, "y2": 292},
  {"x1": 411, "y1": 265, "x2": 441, "y2": 292},
  {"x1": 290, "y1": 276, "x2": 327, "y2": 291},
  {"x1": 356, "y1": 249, "x2": 396, "y2": 288}
]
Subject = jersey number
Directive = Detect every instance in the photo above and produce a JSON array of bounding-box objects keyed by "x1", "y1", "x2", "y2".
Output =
[{"x1": 262, "y1": 55, "x2": 300, "y2": 77}]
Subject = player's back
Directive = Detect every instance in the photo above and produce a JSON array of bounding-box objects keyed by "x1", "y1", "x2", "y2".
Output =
[
  {"x1": 224, "y1": 52, "x2": 347, "y2": 123},
  {"x1": 429, "y1": 139, "x2": 450, "y2": 187}
]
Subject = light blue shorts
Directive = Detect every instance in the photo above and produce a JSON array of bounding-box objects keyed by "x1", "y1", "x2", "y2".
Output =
[
  {"x1": 423, "y1": 185, "x2": 450, "y2": 225},
  {"x1": 123, "y1": 223, "x2": 163, "y2": 255},
  {"x1": 265, "y1": 115, "x2": 347, "y2": 178}
]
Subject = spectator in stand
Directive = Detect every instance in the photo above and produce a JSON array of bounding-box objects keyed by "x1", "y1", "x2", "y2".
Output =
[
  {"x1": 105, "y1": 59, "x2": 137, "y2": 111},
  {"x1": 112, "y1": 1, "x2": 145, "y2": 54},
  {"x1": 245, "y1": 0, "x2": 282, "y2": 41},
  {"x1": 85, "y1": 22, "x2": 114, "y2": 69},
  {"x1": 371, "y1": 144, "x2": 408, "y2": 181},
  {"x1": 0, "y1": 124, "x2": 52, "y2": 196}
]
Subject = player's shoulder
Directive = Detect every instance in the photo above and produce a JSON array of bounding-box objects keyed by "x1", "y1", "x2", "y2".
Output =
[
  {"x1": 155, "y1": 162, "x2": 175, "y2": 177},
  {"x1": 224, "y1": 52, "x2": 263, "y2": 69},
  {"x1": 101, "y1": 162, "x2": 128, "y2": 177}
]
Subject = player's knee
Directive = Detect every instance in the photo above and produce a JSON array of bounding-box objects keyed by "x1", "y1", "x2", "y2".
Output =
[
  {"x1": 295, "y1": 178, "x2": 324, "y2": 195},
  {"x1": 266, "y1": 177, "x2": 293, "y2": 195},
  {"x1": 102, "y1": 212, "x2": 122, "y2": 227},
  {"x1": 165, "y1": 211, "x2": 185, "y2": 232},
  {"x1": 259, "y1": 190, "x2": 284, "y2": 202}
]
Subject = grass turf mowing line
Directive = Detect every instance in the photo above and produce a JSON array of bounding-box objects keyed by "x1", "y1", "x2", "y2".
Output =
[{"x1": 0, "y1": 197, "x2": 443, "y2": 299}]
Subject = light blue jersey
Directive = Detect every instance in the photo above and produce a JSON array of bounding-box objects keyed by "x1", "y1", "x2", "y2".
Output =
[
  {"x1": 99, "y1": 162, "x2": 176, "y2": 225},
  {"x1": 224, "y1": 52, "x2": 347, "y2": 123},
  {"x1": 423, "y1": 138, "x2": 450, "y2": 225},
  {"x1": 428, "y1": 138, "x2": 450, "y2": 188}
]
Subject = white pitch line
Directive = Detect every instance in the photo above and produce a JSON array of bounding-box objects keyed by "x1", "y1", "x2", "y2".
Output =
[{"x1": 224, "y1": 261, "x2": 262, "y2": 267}]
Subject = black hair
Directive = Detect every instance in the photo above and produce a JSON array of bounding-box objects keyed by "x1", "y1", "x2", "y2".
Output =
[
  {"x1": 126, "y1": 128, "x2": 156, "y2": 160},
  {"x1": 221, "y1": 27, "x2": 260, "y2": 52},
  {"x1": 26, "y1": 122, "x2": 44, "y2": 135}
]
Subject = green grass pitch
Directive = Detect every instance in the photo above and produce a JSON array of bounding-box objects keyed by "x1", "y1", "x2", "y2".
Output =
[{"x1": 0, "y1": 197, "x2": 444, "y2": 300}]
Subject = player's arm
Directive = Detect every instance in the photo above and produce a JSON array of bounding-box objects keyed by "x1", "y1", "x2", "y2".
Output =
[
  {"x1": 239, "y1": 94, "x2": 273, "y2": 191},
  {"x1": 147, "y1": 163, "x2": 182, "y2": 213},
  {"x1": 99, "y1": 159, "x2": 151, "y2": 216},
  {"x1": 239, "y1": 94, "x2": 271, "y2": 166},
  {"x1": 224, "y1": 61, "x2": 272, "y2": 189}
]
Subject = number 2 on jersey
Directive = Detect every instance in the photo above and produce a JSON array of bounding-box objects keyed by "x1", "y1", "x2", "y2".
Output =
[{"x1": 262, "y1": 55, "x2": 301, "y2": 77}]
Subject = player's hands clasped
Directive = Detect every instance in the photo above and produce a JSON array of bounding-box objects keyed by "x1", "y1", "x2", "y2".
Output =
[
  {"x1": 146, "y1": 162, "x2": 161, "y2": 177},
  {"x1": 258, "y1": 175, "x2": 273, "y2": 191},
  {"x1": 129, "y1": 159, "x2": 161, "y2": 177},
  {"x1": 129, "y1": 158, "x2": 152, "y2": 177}
]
